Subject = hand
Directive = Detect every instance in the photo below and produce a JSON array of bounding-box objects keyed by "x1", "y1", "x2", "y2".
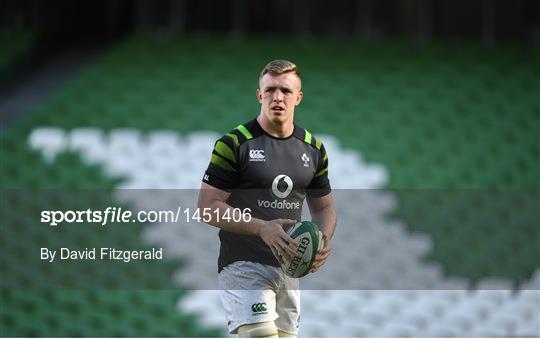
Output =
[
  {"x1": 258, "y1": 219, "x2": 299, "y2": 264},
  {"x1": 310, "y1": 233, "x2": 331, "y2": 273}
]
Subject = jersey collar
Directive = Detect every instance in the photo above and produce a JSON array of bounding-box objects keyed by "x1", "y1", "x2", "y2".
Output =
[{"x1": 252, "y1": 118, "x2": 302, "y2": 140}]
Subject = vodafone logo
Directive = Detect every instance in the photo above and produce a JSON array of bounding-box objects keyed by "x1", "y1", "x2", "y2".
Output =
[
  {"x1": 259, "y1": 175, "x2": 298, "y2": 209},
  {"x1": 272, "y1": 174, "x2": 293, "y2": 198},
  {"x1": 249, "y1": 149, "x2": 266, "y2": 162}
]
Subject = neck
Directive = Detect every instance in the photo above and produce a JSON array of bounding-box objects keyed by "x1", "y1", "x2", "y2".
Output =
[{"x1": 257, "y1": 114, "x2": 294, "y2": 138}]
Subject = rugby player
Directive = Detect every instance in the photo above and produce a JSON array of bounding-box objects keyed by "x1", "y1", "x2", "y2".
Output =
[{"x1": 198, "y1": 59, "x2": 337, "y2": 337}]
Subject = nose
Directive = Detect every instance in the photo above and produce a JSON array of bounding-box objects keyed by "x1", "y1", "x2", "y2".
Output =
[{"x1": 272, "y1": 90, "x2": 284, "y2": 102}]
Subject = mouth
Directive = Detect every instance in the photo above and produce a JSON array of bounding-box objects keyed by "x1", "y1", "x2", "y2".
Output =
[{"x1": 271, "y1": 106, "x2": 285, "y2": 112}]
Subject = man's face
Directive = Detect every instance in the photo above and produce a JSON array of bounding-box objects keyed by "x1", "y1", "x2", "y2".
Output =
[{"x1": 257, "y1": 72, "x2": 303, "y2": 125}]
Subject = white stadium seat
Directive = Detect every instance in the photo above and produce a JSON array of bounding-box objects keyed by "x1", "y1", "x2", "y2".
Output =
[
  {"x1": 28, "y1": 127, "x2": 67, "y2": 162},
  {"x1": 27, "y1": 127, "x2": 540, "y2": 338}
]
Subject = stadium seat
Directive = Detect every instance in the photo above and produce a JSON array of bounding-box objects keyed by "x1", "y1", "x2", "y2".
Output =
[{"x1": 28, "y1": 127, "x2": 66, "y2": 162}]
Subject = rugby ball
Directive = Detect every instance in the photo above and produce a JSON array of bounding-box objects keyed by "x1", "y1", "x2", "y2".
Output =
[{"x1": 282, "y1": 221, "x2": 324, "y2": 278}]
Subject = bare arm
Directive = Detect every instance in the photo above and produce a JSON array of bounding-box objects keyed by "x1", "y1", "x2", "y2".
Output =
[
  {"x1": 308, "y1": 193, "x2": 337, "y2": 239},
  {"x1": 197, "y1": 182, "x2": 299, "y2": 261},
  {"x1": 307, "y1": 193, "x2": 337, "y2": 272}
]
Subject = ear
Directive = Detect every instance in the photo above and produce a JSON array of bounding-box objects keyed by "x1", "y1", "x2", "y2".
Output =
[
  {"x1": 295, "y1": 91, "x2": 303, "y2": 106},
  {"x1": 256, "y1": 88, "x2": 263, "y2": 104}
]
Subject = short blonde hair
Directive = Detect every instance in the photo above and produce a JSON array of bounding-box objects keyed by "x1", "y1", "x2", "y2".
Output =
[{"x1": 259, "y1": 59, "x2": 301, "y2": 80}]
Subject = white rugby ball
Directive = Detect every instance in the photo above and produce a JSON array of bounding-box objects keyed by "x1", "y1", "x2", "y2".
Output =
[{"x1": 282, "y1": 221, "x2": 324, "y2": 278}]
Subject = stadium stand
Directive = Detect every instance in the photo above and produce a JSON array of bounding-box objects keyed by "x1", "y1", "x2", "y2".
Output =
[
  {"x1": 0, "y1": 28, "x2": 35, "y2": 76},
  {"x1": 1, "y1": 35, "x2": 539, "y2": 336}
]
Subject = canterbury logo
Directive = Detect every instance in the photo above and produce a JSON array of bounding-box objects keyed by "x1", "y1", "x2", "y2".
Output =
[
  {"x1": 249, "y1": 149, "x2": 265, "y2": 161},
  {"x1": 251, "y1": 303, "x2": 268, "y2": 313}
]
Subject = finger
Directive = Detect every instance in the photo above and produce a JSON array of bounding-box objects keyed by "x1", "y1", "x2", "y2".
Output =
[
  {"x1": 320, "y1": 257, "x2": 328, "y2": 266},
  {"x1": 288, "y1": 242, "x2": 299, "y2": 256},
  {"x1": 319, "y1": 244, "x2": 331, "y2": 253},
  {"x1": 319, "y1": 251, "x2": 330, "y2": 262},
  {"x1": 317, "y1": 248, "x2": 330, "y2": 257},
  {"x1": 283, "y1": 233, "x2": 300, "y2": 247},
  {"x1": 311, "y1": 257, "x2": 327, "y2": 272},
  {"x1": 283, "y1": 241, "x2": 299, "y2": 259},
  {"x1": 322, "y1": 239, "x2": 330, "y2": 251},
  {"x1": 314, "y1": 256, "x2": 327, "y2": 266},
  {"x1": 314, "y1": 249, "x2": 327, "y2": 258},
  {"x1": 323, "y1": 242, "x2": 330, "y2": 252},
  {"x1": 277, "y1": 241, "x2": 294, "y2": 261},
  {"x1": 319, "y1": 252, "x2": 330, "y2": 261},
  {"x1": 277, "y1": 219, "x2": 298, "y2": 227},
  {"x1": 284, "y1": 234, "x2": 300, "y2": 252},
  {"x1": 311, "y1": 260, "x2": 325, "y2": 273},
  {"x1": 270, "y1": 245, "x2": 285, "y2": 265}
]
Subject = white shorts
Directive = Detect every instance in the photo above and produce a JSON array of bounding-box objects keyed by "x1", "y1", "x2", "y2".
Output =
[{"x1": 218, "y1": 261, "x2": 300, "y2": 335}]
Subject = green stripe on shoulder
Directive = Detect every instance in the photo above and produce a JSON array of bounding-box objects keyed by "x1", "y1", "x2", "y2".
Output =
[
  {"x1": 236, "y1": 124, "x2": 253, "y2": 140},
  {"x1": 304, "y1": 129, "x2": 312, "y2": 144},
  {"x1": 211, "y1": 154, "x2": 236, "y2": 172},
  {"x1": 315, "y1": 167, "x2": 328, "y2": 177},
  {"x1": 225, "y1": 133, "x2": 239, "y2": 147},
  {"x1": 315, "y1": 138, "x2": 322, "y2": 150},
  {"x1": 215, "y1": 141, "x2": 236, "y2": 163}
]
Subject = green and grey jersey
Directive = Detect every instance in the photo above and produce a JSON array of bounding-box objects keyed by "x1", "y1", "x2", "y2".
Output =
[{"x1": 203, "y1": 118, "x2": 331, "y2": 272}]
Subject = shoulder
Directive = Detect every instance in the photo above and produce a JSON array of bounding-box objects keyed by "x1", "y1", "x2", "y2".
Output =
[
  {"x1": 211, "y1": 119, "x2": 264, "y2": 166},
  {"x1": 218, "y1": 119, "x2": 263, "y2": 148},
  {"x1": 293, "y1": 124, "x2": 327, "y2": 155},
  {"x1": 294, "y1": 126, "x2": 330, "y2": 179}
]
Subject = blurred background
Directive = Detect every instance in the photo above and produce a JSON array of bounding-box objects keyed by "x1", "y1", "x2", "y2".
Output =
[{"x1": 1, "y1": 0, "x2": 539, "y2": 337}]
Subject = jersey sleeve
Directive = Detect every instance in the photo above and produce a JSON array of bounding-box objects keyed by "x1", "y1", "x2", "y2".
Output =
[
  {"x1": 202, "y1": 133, "x2": 241, "y2": 191},
  {"x1": 306, "y1": 140, "x2": 331, "y2": 198}
]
